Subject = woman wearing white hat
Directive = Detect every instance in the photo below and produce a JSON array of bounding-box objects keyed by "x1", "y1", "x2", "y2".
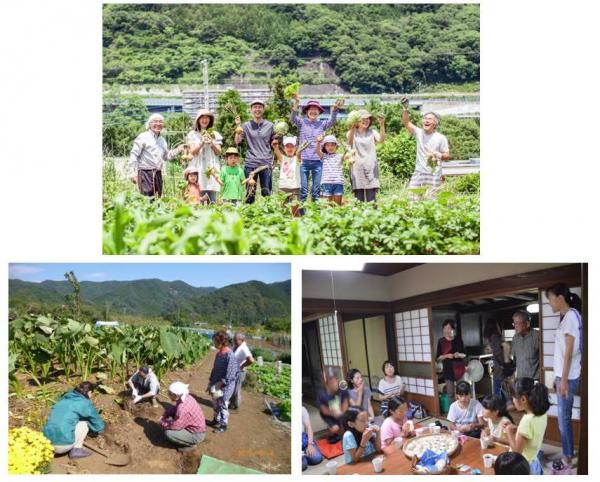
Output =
[
  {"x1": 160, "y1": 381, "x2": 207, "y2": 452},
  {"x1": 127, "y1": 113, "x2": 184, "y2": 198},
  {"x1": 347, "y1": 109, "x2": 386, "y2": 202},
  {"x1": 185, "y1": 109, "x2": 223, "y2": 204}
]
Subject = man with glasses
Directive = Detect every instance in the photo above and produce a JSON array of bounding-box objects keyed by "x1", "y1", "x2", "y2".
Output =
[{"x1": 511, "y1": 310, "x2": 540, "y2": 381}]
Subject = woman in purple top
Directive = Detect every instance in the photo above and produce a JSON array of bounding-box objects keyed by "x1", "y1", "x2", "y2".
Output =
[{"x1": 291, "y1": 95, "x2": 342, "y2": 202}]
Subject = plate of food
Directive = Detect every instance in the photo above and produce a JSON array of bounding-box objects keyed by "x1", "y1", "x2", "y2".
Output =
[{"x1": 403, "y1": 432, "x2": 460, "y2": 459}]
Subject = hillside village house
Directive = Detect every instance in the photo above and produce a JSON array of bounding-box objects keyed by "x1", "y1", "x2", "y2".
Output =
[{"x1": 302, "y1": 263, "x2": 587, "y2": 474}]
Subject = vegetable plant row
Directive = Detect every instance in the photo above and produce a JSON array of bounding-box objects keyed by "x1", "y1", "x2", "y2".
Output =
[
  {"x1": 103, "y1": 189, "x2": 479, "y2": 255},
  {"x1": 9, "y1": 315, "x2": 212, "y2": 391},
  {"x1": 247, "y1": 363, "x2": 291, "y2": 401}
]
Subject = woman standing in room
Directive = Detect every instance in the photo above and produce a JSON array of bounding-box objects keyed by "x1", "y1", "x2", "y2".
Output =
[{"x1": 436, "y1": 319, "x2": 466, "y2": 404}]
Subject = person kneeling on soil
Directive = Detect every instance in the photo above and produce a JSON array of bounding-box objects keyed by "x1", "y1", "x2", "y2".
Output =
[
  {"x1": 43, "y1": 381, "x2": 105, "y2": 459},
  {"x1": 127, "y1": 365, "x2": 160, "y2": 408},
  {"x1": 160, "y1": 382, "x2": 206, "y2": 452}
]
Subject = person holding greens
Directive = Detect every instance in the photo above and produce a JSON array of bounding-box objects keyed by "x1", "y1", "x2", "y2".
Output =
[{"x1": 347, "y1": 109, "x2": 385, "y2": 202}]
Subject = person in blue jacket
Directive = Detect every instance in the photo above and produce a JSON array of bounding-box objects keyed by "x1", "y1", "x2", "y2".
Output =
[{"x1": 43, "y1": 381, "x2": 105, "y2": 459}]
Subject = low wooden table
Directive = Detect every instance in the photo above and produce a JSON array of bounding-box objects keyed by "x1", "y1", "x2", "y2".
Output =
[{"x1": 337, "y1": 430, "x2": 507, "y2": 475}]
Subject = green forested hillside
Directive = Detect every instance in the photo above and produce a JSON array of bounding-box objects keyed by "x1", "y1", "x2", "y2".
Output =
[
  {"x1": 9, "y1": 278, "x2": 291, "y2": 328},
  {"x1": 103, "y1": 3, "x2": 479, "y2": 93}
]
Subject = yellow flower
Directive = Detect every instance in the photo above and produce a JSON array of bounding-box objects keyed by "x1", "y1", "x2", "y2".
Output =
[{"x1": 8, "y1": 427, "x2": 54, "y2": 474}]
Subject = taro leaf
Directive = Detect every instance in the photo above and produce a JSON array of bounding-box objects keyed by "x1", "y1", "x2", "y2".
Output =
[
  {"x1": 33, "y1": 332, "x2": 50, "y2": 345},
  {"x1": 97, "y1": 384, "x2": 115, "y2": 394},
  {"x1": 84, "y1": 335, "x2": 99, "y2": 347},
  {"x1": 160, "y1": 329, "x2": 182, "y2": 357},
  {"x1": 38, "y1": 325, "x2": 54, "y2": 335},
  {"x1": 62, "y1": 319, "x2": 83, "y2": 334}
]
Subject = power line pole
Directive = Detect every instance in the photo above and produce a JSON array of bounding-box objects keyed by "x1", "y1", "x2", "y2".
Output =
[{"x1": 202, "y1": 59, "x2": 209, "y2": 110}]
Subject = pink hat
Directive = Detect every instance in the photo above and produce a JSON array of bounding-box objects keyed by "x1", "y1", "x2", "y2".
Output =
[{"x1": 302, "y1": 100, "x2": 325, "y2": 114}]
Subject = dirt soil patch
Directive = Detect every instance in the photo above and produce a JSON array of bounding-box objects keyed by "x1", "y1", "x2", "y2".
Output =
[{"x1": 9, "y1": 352, "x2": 290, "y2": 474}]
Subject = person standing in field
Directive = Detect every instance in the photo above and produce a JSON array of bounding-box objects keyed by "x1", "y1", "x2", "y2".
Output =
[
  {"x1": 127, "y1": 113, "x2": 184, "y2": 198},
  {"x1": 347, "y1": 109, "x2": 386, "y2": 202},
  {"x1": 315, "y1": 134, "x2": 345, "y2": 205},
  {"x1": 212, "y1": 147, "x2": 249, "y2": 205},
  {"x1": 234, "y1": 100, "x2": 274, "y2": 204},
  {"x1": 272, "y1": 136, "x2": 302, "y2": 216},
  {"x1": 291, "y1": 95, "x2": 342, "y2": 202},
  {"x1": 185, "y1": 109, "x2": 223, "y2": 204},
  {"x1": 230, "y1": 332, "x2": 254, "y2": 410},
  {"x1": 182, "y1": 167, "x2": 209, "y2": 206},
  {"x1": 206, "y1": 330, "x2": 239, "y2": 433},
  {"x1": 400, "y1": 97, "x2": 450, "y2": 195}
]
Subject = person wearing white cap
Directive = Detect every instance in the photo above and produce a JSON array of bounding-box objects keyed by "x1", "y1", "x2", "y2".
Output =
[
  {"x1": 160, "y1": 381, "x2": 207, "y2": 452},
  {"x1": 272, "y1": 135, "x2": 302, "y2": 215},
  {"x1": 185, "y1": 109, "x2": 223, "y2": 204},
  {"x1": 233, "y1": 99, "x2": 275, "y2": 204},
  {"x1": 347, "y1": 109, "x2": 386, "y2": 202},
  {"x1": 400, "y1": 97, "x2": 450, "y2": 195},
  {"x1": 127, "y1": 113, "x2": 185, "y2": 198}
]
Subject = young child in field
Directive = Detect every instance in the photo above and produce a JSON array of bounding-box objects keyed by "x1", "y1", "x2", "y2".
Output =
[
  {"x1": 182, "y1": 167, "x2": 208, "y2": 206},
  {"x1": 316, "y1": 134, "x2": 344, "y2": 205},
  {"x1": 380, "y1": 396, "x2": 414, "y2": 455},
  {"x1": 213, "y1": 147, "x2": 247, "y2": 205},
  {"x1": 272, "y1": 136, "x2": 302, "y2": 216},
  {"x1": 501, "y1": 377, "x2": 550, "y2": 475},
  {"x1": 481, "y1": 394, "x2": 513, "y2": 445},
  {"x1": 494, "y1": 452, "x2": 531, "y2": 475},
  {"x1": 342, "y1": 407, "x2": 382, "y2": 464},
  {"x1": 447, "y1": 380, "x2": 485, "y2": 438}
]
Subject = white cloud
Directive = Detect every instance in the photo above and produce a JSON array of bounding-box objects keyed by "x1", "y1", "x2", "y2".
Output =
[
  {"x1": 9, "y1": 264, "x2": 44, "y2": 279},
  {"x1": 86, "y1": 272, "x2": 107, "y2": 280}
]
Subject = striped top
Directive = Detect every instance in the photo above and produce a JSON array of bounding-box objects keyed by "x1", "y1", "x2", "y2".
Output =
[
  {"x1": 291, "y1": 109, "x2": 338, "y2": 161},
  {"x1": 320, "y1": 153, "x2": 344, "y2": 185}
]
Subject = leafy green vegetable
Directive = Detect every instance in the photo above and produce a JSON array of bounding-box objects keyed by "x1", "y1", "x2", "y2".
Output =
[{"x1": 283, "y1": 82, "x2": 300, "y2": 99}]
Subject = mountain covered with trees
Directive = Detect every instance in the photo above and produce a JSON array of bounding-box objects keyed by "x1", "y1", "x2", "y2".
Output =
[
  {"x1": 103, "y1": 3, "x2": 479, "y2": 93},
  {"x1": 9, "y1": 278, "x2": 291, "y2": 329}
]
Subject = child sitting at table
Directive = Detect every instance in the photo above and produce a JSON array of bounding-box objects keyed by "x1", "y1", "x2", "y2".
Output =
[
  {"x1": 481, "y1": 394, "x2": 513, "y2": 445},
  {"x1": 317, "y1": 370, "x2": 350, "y2": 444},
  {"x1": 447, "y1": 381, "x2": 485, "y2": 438},
  {"x1": 494, "y1": 451, "x2": 531, "y2": 475},
  {"x1": 380, "y1": 396, "x2": 414, "y2": 455},
  {"x1": 501, "y1": 377, "x2": 550, "y2": 475},
  {"x1": 342, "y1": 407, "x2": 382, "y2": 464}
]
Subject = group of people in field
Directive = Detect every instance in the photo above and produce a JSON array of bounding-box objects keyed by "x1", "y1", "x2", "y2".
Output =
[
  {"x1": 126, "y1": 91, "x2": 450, "y2": 210},
  {"x1": 302, "y1": 283, "x2": 582, "y2": 475},
  {"x1": 42, "y1": 331, "x2": 254, "y2": 458}
]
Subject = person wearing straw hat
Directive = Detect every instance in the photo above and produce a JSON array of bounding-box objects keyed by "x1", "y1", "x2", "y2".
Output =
[
  {"x1": 400, "y1": 97, "x2": 450, "y2": 195},
  {"x1": 213, "y1": 147, "x2": 248, "y2": 205},
  {"x1": 127, "y1": 113, "x2": 185, "y2": 198},
  {"x1": 291, "y1": 94, "x2": 342, "y2": 202},
  {"x1": 160, "y1": 381, "x2": 207, "y2": 452},
  {"x1": 185, "y1": 109, "x2": 223, "y2": 204},
  {"x1": 347, "y1": 109, "x2": 386, "y2": 202},
  {"x1": 233, "y1": 99, "x2": 274, "y2": 203}
]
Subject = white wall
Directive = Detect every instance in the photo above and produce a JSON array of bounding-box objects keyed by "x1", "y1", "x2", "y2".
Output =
[
  {"x1": 302, "y1": 270, "x2": 391, "y2": 301},
  {"x1": 387, "y1": 263, "x2": 567, "y2": 300}
]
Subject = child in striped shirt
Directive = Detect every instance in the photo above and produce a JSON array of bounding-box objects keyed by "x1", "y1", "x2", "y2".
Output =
[{"x1": 316, "y1": 134, "x2": 344, "y2": 205}]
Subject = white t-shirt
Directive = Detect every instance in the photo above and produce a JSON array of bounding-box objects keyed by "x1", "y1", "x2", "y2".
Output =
[
  {"x1": 553, "y1": 309, "x2": 582, "y2": 379},
  {"x1": 234, "y1": 341, "x2": 252, "y2": 368},
  {"x1": 378, "y1": 376, "x2": 404, "y2": 398},
  {"x1": 447, "y1": 399, "x2": 484, "y2": 425},
  {"x1": 413, "y1": 127, "x2": 449, "y2": 174},
  {"x1": 278, "y1": 154, "x2": 301, "y2": 189}
]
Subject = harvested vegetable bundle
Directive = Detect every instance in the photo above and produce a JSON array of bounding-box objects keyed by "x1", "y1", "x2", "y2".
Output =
[
  {"x1": 204, "y1": 166, "x2": 217, "y2": 178},
  {"x1": 200, "y1": 128, "x2": 215, "y2": 140},
  {"x1": 284, "y1": 82, "x2": 300, "y2": 99},
  {"x1": 297, "y1": 140, "x2": 310, "y2": 153},
  {"x1": 346, "y1": 110, "x2": 362, "y2": 127},
  {"x1": 273, "y1": 120, "x2": 289, "y2": 137},
  {"x1": 426, "y1": 151, "x2": 441, "y2": 173},
  {"x1": 341, "y1": 142, "x2": 356, "y2": 165},
  {"x1": 181, "y1": 144, "x2": 193, "y2": 164}
]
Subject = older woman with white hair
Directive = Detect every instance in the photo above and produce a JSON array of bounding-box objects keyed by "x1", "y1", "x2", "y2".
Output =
[
  {"x1": 400, "y1": 97, "x2": 450, "y2": 194},
  {"x1": 160, "y1": 381, "x2": 206, "y2": 452},
  {"x1": 347, "y1": 109, "x2": 386, "y2": 202},
  {"x1": 127, "y1": 113, "x2": 184, "y2": 198},
  {"x1": 185, "y1": 109, "x2": 223, "y2": 204}
]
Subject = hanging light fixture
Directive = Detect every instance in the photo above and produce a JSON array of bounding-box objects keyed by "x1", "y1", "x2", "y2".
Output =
[{"x1": 526, "y1": 303, "x2": 539, "y2": 314}]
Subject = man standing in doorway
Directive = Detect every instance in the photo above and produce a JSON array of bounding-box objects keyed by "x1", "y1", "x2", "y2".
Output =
[
  {"x1": 511, "y1": 310, "x2": 540, "y2": 380},
  {"x1": 234, "y1": 100, "x2": 274, "y2": 203},
  {"x1": 230, "y1": 333, "x2": 254, "y2": 409}
]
